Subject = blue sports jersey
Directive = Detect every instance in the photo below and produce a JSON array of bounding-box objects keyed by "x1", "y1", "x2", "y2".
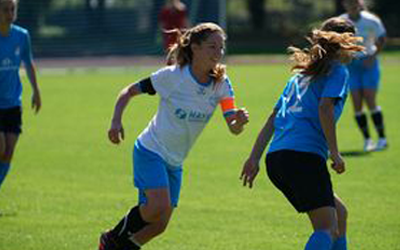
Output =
[
  {"x1": 0, "y1": 24, "x2": 33, "y2": 108},
  {"x1": 268, "y1": 62, "x2": 349, "y2": 159}
]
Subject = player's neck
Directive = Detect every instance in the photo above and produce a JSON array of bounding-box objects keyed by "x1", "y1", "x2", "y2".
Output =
[
  {"x1": 190, "y1": 64, "x2": 211, "y2": 84},
  {"x1": 0, "y1": 23, "x2": 11, "y2": 37},
  {"x1": 349, "y1": 12, "x2": 361, "y2": 22}
]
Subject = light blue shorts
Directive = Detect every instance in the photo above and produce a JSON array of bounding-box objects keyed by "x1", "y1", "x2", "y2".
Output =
[
  {"x1": 348, "y1": 58, "x2": 380, "y2": 91},
  {"x1": 133, "y1": 140, "x2": 182, "y2": 207}
]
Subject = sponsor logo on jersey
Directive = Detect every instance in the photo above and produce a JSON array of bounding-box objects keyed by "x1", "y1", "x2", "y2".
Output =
[
  {"x1": 175, "y1": 108, "x2": 212, "y2": 123},
  {"x1": 0, "y1": 58, "x2": 18, "y2": 71},
  {"x1": 1, "y1": 58, "x2": 12, "y2": 66},
  {"x1": 175, "y1": 108, "x2": 188, "y2": 119}
]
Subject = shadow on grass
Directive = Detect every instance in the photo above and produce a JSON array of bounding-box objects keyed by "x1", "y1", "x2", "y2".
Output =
[
  {"x1": 0, "y1": 211, "x2": 17, "y2": 218},
  {"x1": 340, "y1": 150, "x2": 371, "y2": 157}
]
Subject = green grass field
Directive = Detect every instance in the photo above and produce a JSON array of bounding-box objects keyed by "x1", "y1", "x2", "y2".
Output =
[{"x1": 0, "y1": 57, "x2": 399, "y2": 250}]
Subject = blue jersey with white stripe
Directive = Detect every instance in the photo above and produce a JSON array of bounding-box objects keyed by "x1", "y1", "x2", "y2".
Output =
[
  {"x1": 268, "y1": 62, "x2": 349, "y2": 159},
  {"x1": 0, "y1": 25, "x2": 33, "y2": 108}
]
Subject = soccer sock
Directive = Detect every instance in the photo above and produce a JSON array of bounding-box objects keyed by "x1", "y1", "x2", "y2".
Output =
[
  {"x1": 110, "y1": 205, "x2": 149, "y2": 241},
  {"x1": 355, "y1": 112, "x2": 370, "y2": 139},
  {"x1": 127, "y1": 236, "x2": 142, "y2": 250},
  {"x1": 371, "y1": 109, "x2": 386, "y2": 138},
  {"x1": 332, "y1": 236, "x2": 347, "y2": 250},
  {"x1": 304, "y1": 231, "x2": 332, "y2": 250},
  {"x1": 0, "y1": 162, "x2": 11, "y2": 189}
]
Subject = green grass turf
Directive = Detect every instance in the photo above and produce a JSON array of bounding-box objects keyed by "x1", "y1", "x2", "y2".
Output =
[{"x1": 0, "y1": 59, "x2": 399, "y2": 250}]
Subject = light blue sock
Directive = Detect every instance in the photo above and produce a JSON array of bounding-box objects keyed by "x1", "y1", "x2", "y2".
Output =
[
  {"x1": 0, "y1": 162, "x2": 11, "y2": 189},
  {"x1": 332, "y1": 236, "x2": 347, "y2": 250},
  {"x1": 304, "y1": 231, "x2": 332, "y2": 250}
]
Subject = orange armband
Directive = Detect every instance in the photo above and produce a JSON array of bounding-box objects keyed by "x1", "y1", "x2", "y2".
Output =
[{"x1": 220, "y1": 97, "x2": 237, "y2": 117}]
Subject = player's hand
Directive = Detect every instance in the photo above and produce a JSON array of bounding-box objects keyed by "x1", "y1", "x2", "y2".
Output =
[
  {"x1": 240, "y1": 157, "x2": 260, "y2": 188},
  {"x1": 228, "y1": 108, "x2": 249, "y2": 135},
  {"x1": 330, "y1": 152, "x2": 345, "y2": 174},
  {"x1": 108, "y1": 119, "x2": 124, "y2": 144},
  {"x1": 31, "y1": 91, "x2": 41, "y2": 114},
  {"x1": 235, "y1": 108, "x2": 249, "y2": 126}
]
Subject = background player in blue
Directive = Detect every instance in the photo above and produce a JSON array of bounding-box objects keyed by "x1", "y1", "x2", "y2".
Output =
[
  {"x1": 241, "y1": 18, "x2": 363, "y2": 250},
  {"x1": 0, "y1": 0, "x2": 41, "y2": 191},
  {"x1": 341, "y1": 0, "x2": 388, "y2": 152},
  {"x1": 99, "y1": 23, "x2": 249, "y2": 250}
]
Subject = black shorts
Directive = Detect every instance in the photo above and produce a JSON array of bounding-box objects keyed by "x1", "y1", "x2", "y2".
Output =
[
  {"x1": 0, "y1": 107, "x2": 22, "y2": 134},
  {"x1": 266, "y1": 150, "x2": 335, "y2": 213}
]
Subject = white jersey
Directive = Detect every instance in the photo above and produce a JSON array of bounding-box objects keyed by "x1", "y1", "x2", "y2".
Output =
[
  {"x1": 137, "y1": 65, "x2": 234, "y2": 167},
  {"x1": 340, "y1": 11, "x2": 386, "y2": 56}
]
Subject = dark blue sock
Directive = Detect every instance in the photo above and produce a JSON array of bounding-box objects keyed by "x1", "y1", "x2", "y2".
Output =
[
  {"x1": 332, "y1": 236, "x2": 347, "y2": 250},
  {"x1": 304, "y1": 231, "x2": 332, "y2": 250},
  {"x1": 0, "y1": 162, "x2": 11, "y2": 189}
]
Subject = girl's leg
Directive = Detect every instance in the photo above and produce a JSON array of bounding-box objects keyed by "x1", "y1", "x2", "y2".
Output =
[
  {"x1": 351, "y1": 90, "x2": 370, "y2": 139},
  {"x1": 363, "y1": 89, "x2": 387, "y2": 149},
  {"x1": 134, "y1": 188, "x2": 173, "y2": 244},
  {"x1": 351, "y1": 90, "x2": 374, "y2": 151},
  {"x1": 0, "y1": 133, "x2": 19, "y2": 189},
  {"x1": 103, "y1": 188, "x2": 173, "y2": 250},
  {"x1": 304, "y1": 206, "x2": 337, "y2": 250},
  {"x1": 331, "y1": 195, "x2": 348, "y2": 250}
]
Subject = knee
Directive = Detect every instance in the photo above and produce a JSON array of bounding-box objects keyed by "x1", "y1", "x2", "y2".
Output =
[
  {"x1": 310, "y1": 213, "x2": 338, "y2": 238},
  {"x1": 325, "y1": 221, "x2": 339, "y2": 238},
  {"x1": 335, "y1": 200, "x2": 348, "y2": 221},
  {"x1": 152, "y1": 218, "x2": 170, "y2": 236},
  {"x1": 144, "y1": 202, "x2": 172, "y2": 223}
]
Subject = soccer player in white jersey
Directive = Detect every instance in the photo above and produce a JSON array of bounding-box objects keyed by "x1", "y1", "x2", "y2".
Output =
[
  {"x1": 241, "y1": 17, "x2": 363, "y2": 250},
  {"x1": 99, "y1": 22, "x2": 249, "y2": 250},
  {"x1": 340, "y1": 0, "x2": 388, "y2": 151},
  {"x1": 0, "y1": 0, "x2": 41, "y2": 192}
]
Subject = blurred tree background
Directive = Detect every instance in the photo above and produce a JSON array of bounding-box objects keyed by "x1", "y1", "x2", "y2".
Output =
[{"x1": 14, "y1": 0, "x2": 400, "y2": 57}]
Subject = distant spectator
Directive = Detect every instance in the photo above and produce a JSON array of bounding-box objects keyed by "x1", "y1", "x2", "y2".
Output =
[{"x1": 158, "y1": 0, "x2": 189, "y2": 52}]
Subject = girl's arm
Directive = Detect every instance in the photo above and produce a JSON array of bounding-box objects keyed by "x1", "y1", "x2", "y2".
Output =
[
  {"x1": 25, "y1": 63, "x2": 41, "y2": 113},
  {"x1": 364, "y1": 35, "x2": 386, "y2": 67},
  {"x1": 220, "y1": 96, "x2": 249, "y2": 135},
  {"x1": 225, "y1": 108, "x2": 249, "y2": 135},
  {"x1": 108, "y1": 82, "x2": 143, "y2": 144},
  {"x1": 374, "y1": 35, "x2": 386, "y2": 56},
  {"x1": 240, "y1": 109, "x2": 277, "y2": 188},
  {"x1": 319, "y1": 97, "x2": 345, "y2": 174}
]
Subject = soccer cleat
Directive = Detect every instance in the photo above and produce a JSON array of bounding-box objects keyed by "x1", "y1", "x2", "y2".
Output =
[
  {"x1": 363, "y1": 139, "x2": 375, "y2": 152},
  {"x1": 375, "y1": 138, "x2": 388, "y2": 151},
  {"x1": 99, "y1": 231, "x2": 121, "y2": 250}
]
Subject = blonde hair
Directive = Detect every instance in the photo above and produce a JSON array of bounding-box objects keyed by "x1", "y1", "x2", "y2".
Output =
[
  {"x1": 167, "y1": 22, "x2": 227, "y2": 84},
  {"x1": 288, "y1": 17, "x2": 364, "y2": 78}
]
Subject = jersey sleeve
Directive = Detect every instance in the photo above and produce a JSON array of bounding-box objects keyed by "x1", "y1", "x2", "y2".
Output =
[
  {"x1": 274, "y1": 78, "x2": 293, "y2": 111},
  {"x1": 21, "y1": 30, "x2": 33, "y2": 67},
  {"x1": 322, "y1": 64, "x2": 349, "y2": 99},
  {"x1": 150, "y1": 66, "x2": 180, "y2": 99},
  {"x1": 218, "y1": 77, "x2": 237, "y2": 117}
]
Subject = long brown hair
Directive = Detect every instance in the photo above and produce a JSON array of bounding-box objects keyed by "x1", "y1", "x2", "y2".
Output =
[
  {"x1": 167, "y1": 22, "x2": 227, "y2": 83},
  {"x1": 288, "y1": 17, "x2": 364, "y2": 79}
]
